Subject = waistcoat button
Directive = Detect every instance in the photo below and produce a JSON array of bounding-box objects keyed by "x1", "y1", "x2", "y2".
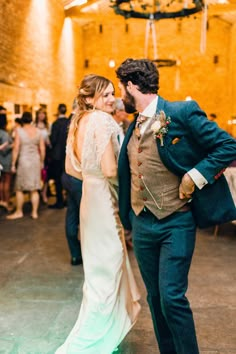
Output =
[
  {"x1": 138, "y1": 147, "x2": 142, "y2": 153},
  {"x1": 137, "y1": 161, "x2": 142, "y2": 166}
]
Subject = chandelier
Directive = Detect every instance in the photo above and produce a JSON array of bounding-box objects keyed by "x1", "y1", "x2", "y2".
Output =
[
  {"x1": 110, "y1": 0, "x2": 204, "y2": 20},
  {"x1": 110, "y1": 0, "x2": 205, "y2": 68}
]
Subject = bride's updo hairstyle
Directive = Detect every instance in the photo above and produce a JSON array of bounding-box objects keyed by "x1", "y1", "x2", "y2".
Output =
[
  {"x1": 72, "y1": 74, "x2": 113, "y2": 123},
  {"x1": 69, "y1": 74, "x2": 113, "y2": 154},
  {"x1": 77, "y1": 74, "x2": 112, "y2": 112}
]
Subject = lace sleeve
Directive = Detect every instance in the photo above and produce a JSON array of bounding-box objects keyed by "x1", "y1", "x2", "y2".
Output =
[{"x1": 92, "y1": 111, "x2": 120, "y2": 165}]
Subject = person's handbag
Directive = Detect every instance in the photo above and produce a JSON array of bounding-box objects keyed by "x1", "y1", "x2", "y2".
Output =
[{"x1": 41, "y1": 167, "x2": 48, "y2": 182}]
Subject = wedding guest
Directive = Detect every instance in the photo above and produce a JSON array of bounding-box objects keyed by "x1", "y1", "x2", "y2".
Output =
[
  {"x1": 0, "y1": 113, "x2": 13, "y2": 212},
  {"x1": 35, "y1": 108, "x2": 51, "y2": 203},
  {"x1": 112, "y1": 97, "x2": 131, "y2": 145},
  {"x1": 61, "y1": 99, "x2": 83, "y2": 266},
  {"x1": 48, "y1": 104, "x2": 68, "y2": 209},
  {"x1": 7, "y1": 112, "x2": 45, "y2": 220},
  {"x1": 0, "y1": 105, "x2": 7, "y2": 114},
  {"x1": 61, "y1": 171, "x2": 83, "y2": 266},
  {"x1": 11, "y1": 118, "x2": 23, "y2": 140}
]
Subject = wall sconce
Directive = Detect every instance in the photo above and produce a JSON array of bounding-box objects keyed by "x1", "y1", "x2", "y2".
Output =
[
  {"x1": 108, "y1": 59, "x2": 116, "y2": 68},
  {"x1": 228, "y1": 118, "x2": 236, "y2": 125}
]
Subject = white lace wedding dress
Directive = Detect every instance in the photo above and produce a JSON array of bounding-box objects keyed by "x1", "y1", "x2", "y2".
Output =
[{"x1": 55, "y1": 110, "x2": 141, "y2": 354}]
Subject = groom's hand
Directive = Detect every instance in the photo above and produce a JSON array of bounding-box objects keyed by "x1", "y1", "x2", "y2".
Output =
[{"x1": 179, "y1": 173, "x2": 195, "y2": 200}]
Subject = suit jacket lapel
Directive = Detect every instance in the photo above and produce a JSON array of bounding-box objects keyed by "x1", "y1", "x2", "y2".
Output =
[
  {"x1": 156, "y1": 96, "x2": 165, "y2": 113},
  {"x1": 119, "y1": 117, "x2": 136, "y2": 161},
  {"x1": 118, "y1": 116, "x2": 136, "y2": 230},
  {"x1": 155, "y1": 96, "x2": 168, "y2": 152},
  {"x1": 155, "y1": 97, "x2": 183, "y2": 176}
]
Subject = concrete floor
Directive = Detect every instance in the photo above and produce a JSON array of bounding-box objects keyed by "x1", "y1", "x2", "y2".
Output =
[{"x1": 0, "y1": 200, "x2": 236, "y2": 354}]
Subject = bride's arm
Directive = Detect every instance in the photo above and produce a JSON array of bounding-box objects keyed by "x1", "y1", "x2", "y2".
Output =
[{"x1": 101, "y1": 137, "x2": 117, "y2": 179}]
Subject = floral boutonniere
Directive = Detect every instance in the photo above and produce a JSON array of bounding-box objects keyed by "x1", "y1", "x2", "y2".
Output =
[{"x1": 151, "y1": 110, "x2": 171, "y2": 146}]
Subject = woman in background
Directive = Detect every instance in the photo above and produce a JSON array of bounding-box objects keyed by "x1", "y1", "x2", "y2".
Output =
[
  {"x1": 35, "y1": 108, "x2": 51, "y2": 203},
  {"x1": 7, "y1": 111, "x2": 45, "y2": 220},
  {"x1": 0, "y1": 113, "x2": 13, "y2": 212},
  {"x1": 11, "y1": 117, "x2": 23, "y2": 140}
]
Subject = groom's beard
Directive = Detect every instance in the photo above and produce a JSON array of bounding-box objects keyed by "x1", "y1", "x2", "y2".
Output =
[{"x1": 122, "y1": 90, "x2": 136, "y2": 114}]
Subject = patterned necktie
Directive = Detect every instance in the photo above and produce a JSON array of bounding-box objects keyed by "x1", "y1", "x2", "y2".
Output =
[{"x1": 135, "y1": 114, "x2": 148, "y2": 139}]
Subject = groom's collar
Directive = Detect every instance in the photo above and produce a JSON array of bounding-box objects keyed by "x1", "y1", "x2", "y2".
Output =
[{"x1": 141, "y1": 96, "x2": 158, "y2": 118}]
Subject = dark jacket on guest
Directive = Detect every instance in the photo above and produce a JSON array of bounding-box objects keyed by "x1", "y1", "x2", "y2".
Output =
[{"x1": 50, "y1": 115, "x2": 68, "y2": 162}]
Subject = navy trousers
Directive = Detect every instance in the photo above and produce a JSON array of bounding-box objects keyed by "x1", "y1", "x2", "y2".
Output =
[
  {"x1": 62, "y1": 173, "x2": 82, "y2": 260},
  {"x1": 131, "y1": 208, "x2": 199, "y2": 354}
]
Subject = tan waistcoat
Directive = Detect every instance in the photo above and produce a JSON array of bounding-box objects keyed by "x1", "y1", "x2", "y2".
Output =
[{"x1": 127, "y1": 118, "x2": 186, "y2": 219}]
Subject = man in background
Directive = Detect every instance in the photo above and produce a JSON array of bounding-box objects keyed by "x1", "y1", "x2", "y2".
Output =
[
  {"x1": 0, "y1": 105, "x2": 7, "y2": 114},
  {"x1": 61, "y1": 99, "x2": 83, "y2": 266},
  {"x1": 112, "y1": 98, "x2": 131, "y2": 146},
  {"x1": 48, "y1": 103, "x2": 68, "y2": 209}
]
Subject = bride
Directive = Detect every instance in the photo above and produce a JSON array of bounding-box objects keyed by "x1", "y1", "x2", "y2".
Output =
[{"x1": 55, "y1": 74, "x2": 141, "y2": 354}]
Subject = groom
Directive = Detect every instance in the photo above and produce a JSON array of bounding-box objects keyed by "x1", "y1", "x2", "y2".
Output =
[{"x1": 116, "y1": 58, "x2": 236, "y2": 354}]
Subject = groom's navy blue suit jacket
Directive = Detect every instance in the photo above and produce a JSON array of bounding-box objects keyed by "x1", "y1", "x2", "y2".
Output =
[{"x1": 118, "y1": 96, "x2": 236, "y2": 230}]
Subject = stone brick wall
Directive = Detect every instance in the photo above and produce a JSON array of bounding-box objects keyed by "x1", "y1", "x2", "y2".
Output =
[
  {"x1": 0, "y1": 1, "x2": 235, "y2": 134},
  {"x1": 0, "y1": 0, "x2": 84, "y2": 123},
  {"x1": 82, "y1": 12, "x2": 235, "y2": 132}
]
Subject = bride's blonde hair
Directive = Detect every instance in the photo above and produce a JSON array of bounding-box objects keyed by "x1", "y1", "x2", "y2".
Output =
[{"x1": 69, "y1": 74, "x2": 113, "y2": 156}]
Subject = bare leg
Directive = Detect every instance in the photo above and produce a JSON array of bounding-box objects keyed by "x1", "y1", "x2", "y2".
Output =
[
  {"x1": 30, "y1": 190, "x2": 39, "y2": 219},
  {"x1": 0, "y1": 175, "x2": 4, "y2": 202},
  {"x1": 3, "y1": 173, "x2": 12, "y2": 205},
  {"x1": 6, "y1": 190, "x2": 24, "y2": 219},
  {"x1": 41, "y1": 182, "x2": 48, "y2": 203}
]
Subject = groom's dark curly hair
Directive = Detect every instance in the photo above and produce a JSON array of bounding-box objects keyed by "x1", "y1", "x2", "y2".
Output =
[{"x1": 116, "y1": 58, "x2": 159, "y2": 94}]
